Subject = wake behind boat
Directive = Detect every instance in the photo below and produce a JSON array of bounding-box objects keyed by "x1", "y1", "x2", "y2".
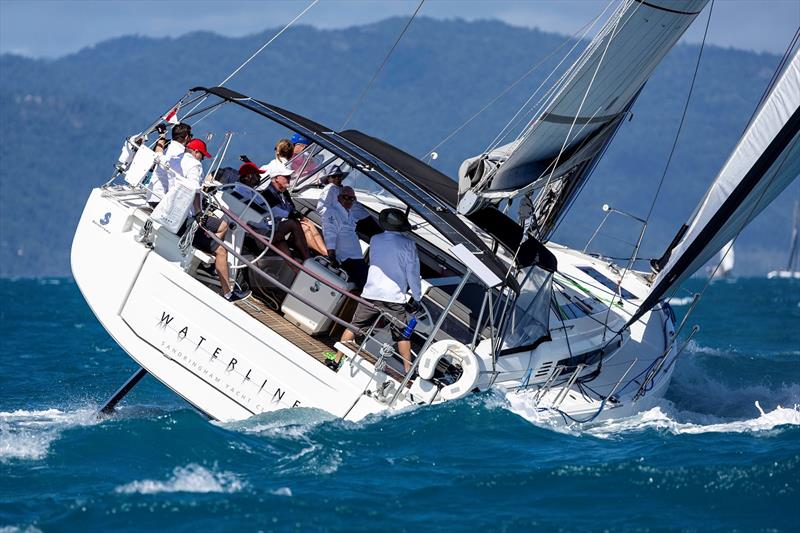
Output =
[{"x1": 71, "y1": 1, "x2": 800, "y2": 425}]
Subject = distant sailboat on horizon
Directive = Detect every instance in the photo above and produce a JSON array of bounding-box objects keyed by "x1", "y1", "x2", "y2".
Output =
[
  {"x1": 708, "y1": 240, "x2": 735, "y2": 281},
  {"x1": 767, "y1": 200, "x2": 800, "y2": 279}
]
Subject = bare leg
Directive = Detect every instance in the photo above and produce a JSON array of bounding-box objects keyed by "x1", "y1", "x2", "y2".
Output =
[
  {"x1": 300, "y1": 218, "x2": 328, "y2": 256},
  {"x1": 334, "y1": 328, "x2": 356, "y2": 364},
  {"x1": 275, "y1": 219, "x2": 311, "y2": 261},
  {"x1": 397, "y1": 340, "x2": 412, "y2": 373},
  {"x1": 215, "y1": 247, "x2": 232, "y2": 295}
]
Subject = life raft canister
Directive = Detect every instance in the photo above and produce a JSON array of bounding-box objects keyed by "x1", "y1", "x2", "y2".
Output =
[{"x1": 417, "y1": 340, "x2": 480, "y2": 401}]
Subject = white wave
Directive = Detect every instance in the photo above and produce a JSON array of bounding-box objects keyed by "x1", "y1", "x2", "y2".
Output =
[
  {"x1": 684, "y1": 339, "x2": 729, "y2": 356},
  {"x1": 667, "y1": 296, "x2": 694, "y2": 306},
  {"x1": 221, "y1": 407, "x2": 336, "y2": 439},
  {"x1": 587, "y1": 403, "x2": 800, "y2": 437},
  {"x1": 0, "y1": 526, "x2": 44, "y2": 533},
  {"x1": 115, "y1": 464, "x2": 244, "y2": 495},
  {"x1": 270, "y1": 487, "x2": 293, "y2": 497},
  {"x1": 0, "y1": 408, "x2": 97, "y2": 462}
]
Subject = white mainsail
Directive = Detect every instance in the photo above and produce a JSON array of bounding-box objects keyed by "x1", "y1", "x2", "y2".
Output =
[
  {"x1": 635, "y1": 48, "x2": 800, "y2": 321},
  {"x1": 710, "y1": 240, "x2": 734, "y2": 279},
  {"x1": 457, "y1": 0, "x2": 710, "y2": 237}
]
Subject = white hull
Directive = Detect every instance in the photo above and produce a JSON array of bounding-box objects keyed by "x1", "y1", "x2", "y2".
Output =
[{"x1": 72, "y1": 187, "x2": 677, "y2": 424}]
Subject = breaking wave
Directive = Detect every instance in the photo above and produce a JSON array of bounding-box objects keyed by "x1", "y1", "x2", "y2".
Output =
[
  {"x1": 114, "y1": 464, "x2": 245, "y2": 494},
  {"x1": 0, "y1": 408, "x2": 97, "y2": 462}
]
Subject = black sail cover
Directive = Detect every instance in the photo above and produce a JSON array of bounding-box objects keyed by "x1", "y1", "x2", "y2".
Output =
[{"x1": 631, "y1": 48, "x2": 800, "y2": 325}]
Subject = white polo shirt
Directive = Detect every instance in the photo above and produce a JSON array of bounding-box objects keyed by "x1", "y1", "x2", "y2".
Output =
[
  {"x1": 147, "y1": 141, "x2": 185, "y2": 202},
  {"x1": 322, "y1": 203, "x2": 363, "y2": 262},
  {"x1": 362, "y1": 231, "x2": 422, "y2": 303}
]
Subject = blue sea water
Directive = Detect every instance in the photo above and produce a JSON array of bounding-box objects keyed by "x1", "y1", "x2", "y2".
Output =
[{"x1": 0, "y1": 277, "x2": 798, "y2": 532}]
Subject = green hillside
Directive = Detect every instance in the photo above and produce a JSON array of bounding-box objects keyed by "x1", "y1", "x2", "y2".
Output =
[{"x1": 0, "y1": 17, "x2": 796, "y2": 277}]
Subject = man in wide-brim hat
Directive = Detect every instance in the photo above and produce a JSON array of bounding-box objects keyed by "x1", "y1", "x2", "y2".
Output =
[{"x1": 327, "y1": 207, "x2": 422, "y2": 373}]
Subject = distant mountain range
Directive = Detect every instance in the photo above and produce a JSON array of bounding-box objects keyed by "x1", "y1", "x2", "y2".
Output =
[{"x1": 0, "y1": 17, "x2": 797, "y2": 277}]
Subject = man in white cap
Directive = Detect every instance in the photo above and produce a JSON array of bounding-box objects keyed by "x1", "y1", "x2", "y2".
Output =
[
  {"x1": 327, "y1": 208, "x2": 421, "y2": 373},
  {"x1": 261, "y1": 159, "x2": 314, "y2": 263}
]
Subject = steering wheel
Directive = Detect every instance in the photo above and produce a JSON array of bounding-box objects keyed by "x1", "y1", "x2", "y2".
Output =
[
  {"x1": 412, "y1": 301, "x2": 434, "y2": 337},
  {"x1": 215, "y1": 183, "x2": 275, "y2": 270}
]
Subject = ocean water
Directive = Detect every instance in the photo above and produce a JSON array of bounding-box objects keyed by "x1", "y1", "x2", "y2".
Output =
[{"x1": 0, "y1": 277, "x2": 798, "y2": 531}]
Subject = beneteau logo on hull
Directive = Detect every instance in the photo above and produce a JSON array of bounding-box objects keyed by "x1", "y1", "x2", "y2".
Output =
[{"x1": 156, "y1": 310, "x2": 301, "y2": 413}]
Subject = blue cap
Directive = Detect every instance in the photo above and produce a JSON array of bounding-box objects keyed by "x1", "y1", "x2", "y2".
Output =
[{"x1": 290, "y1": 133, "x2": 311, "y2": 145}]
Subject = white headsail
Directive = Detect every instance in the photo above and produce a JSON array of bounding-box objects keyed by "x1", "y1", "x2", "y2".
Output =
[
  {"x1": 458, "y1": 0, "x2": 710, "y2": 239},
  {"x1": 634, "y1": 47, "x2": 800, "y2": 322}
]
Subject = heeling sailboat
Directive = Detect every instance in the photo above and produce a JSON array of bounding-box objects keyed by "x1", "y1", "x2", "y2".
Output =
[
  {"x1": 767, "y1": 200, "x2": 800, "y2": 279},
  {"x1": 70, "y1": 1, "x2": 795, "y2": 425}
]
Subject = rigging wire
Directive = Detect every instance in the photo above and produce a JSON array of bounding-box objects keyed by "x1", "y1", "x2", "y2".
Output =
[
  {"x1": 340, "y1": 0, "x2": 425, "y2": 130},
  {"x1": 421, "y1": 4, "x2": 611, "y2": 161},
  {"x1": 220, "y1": 0, "x2": 320, "y2": 87},
  {"x1": 595, "y1": 0, "x2": 715, "y2": 342},
  {"x1": 636, "y1": 0, "x2": 715, "y2": 249},
  {"x1": 181, "y1": 0, "x2": 319, "y2": 123},
  {"x1": 483, "y1": 0, "x2": 618, "y2": 156}
]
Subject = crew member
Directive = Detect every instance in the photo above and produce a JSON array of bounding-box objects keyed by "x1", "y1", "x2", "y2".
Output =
[
  {"x1": 327, "y1": 208, "x2": 421, "y2": 373},
  {"x1": 148, "y1": 122, "x2": 192, "y2": 207},
  {"x1": 181, "y1": 139, "x2": 250, "y2": 302},
  {"x1": 323, "y1": 186, "x2": 368, "y2": 289}
]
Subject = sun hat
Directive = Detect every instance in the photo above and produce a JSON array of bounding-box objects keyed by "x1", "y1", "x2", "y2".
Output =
[
  {"x1": 185, "y1": 139, "x2": 212, "y2": 158},
  {"x1": 379, "y1": 208, "x2": 412, "y2": 232}
]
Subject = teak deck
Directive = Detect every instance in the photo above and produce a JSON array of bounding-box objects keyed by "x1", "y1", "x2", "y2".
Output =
[{"x1": 235, "y1": 296, "x2": 336, "y2": 363}]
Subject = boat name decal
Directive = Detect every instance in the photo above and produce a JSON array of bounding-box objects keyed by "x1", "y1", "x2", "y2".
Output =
[{"x1": 156, "y1": 310, "x2": 301, "y2": 412}]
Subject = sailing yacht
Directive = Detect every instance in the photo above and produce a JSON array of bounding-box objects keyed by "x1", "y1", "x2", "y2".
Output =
[
  {"x1": 71, "y1": 0, "x2": 800, "y2": 425},
  {"x1": 708, "y1": 240, "x2": 735, "y2": 280},
  {"x1": 767, "y1": 200, "x2": 800, "y2": 279}
]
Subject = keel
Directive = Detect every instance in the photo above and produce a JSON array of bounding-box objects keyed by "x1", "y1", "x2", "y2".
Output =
[{"x1": 98, "y1": 366, "x2": 148, "y2": 417}]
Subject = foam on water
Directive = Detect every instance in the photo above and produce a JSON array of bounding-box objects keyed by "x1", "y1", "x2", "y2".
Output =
[
  {"x1": 587, "y1": 403, "x2": 800, "y2": 437},
  {"x1": 667, "y1": 296, "x2": 695, "y2": 306},
  {"x1": 114, "y1": 464, "x2": 245, "y2": 494},
  {"x1": 0, "y1": 408, "x2": 98, "y2": 462}
]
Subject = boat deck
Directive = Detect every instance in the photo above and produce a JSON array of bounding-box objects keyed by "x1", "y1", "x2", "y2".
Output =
[
  {"x1": 234, "y1": 296, "x2": 337, "y2": 363},
  {"x1": 234, "y1": 295, "x2": 410, "y2": 384}
]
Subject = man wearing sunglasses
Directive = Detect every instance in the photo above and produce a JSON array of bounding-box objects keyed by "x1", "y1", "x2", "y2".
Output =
[{"x1": 322, "y1": 186, "x2": 368, "y2": 289}]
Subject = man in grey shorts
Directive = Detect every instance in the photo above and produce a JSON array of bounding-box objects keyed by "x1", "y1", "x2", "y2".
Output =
[{"x1": 327, "y1": 208, "x2": 422, "y2": 373}]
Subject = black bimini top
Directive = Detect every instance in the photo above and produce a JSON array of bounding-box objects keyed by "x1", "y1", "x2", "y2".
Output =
[{"x1": 191, "y1": 86, "x2": 512, "y2": 289}]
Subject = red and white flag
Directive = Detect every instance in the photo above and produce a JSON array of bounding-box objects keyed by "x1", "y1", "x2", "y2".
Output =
[{"x1": 163, "y1": 106, "x2": 180, "y2": 124}]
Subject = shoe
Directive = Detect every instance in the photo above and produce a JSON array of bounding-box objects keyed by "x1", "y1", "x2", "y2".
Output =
[
  {"x1": 324, "y1": 358, "x2": 341, "y2": 372},
  {"x1": 226, "y1": 289, "x2": 252, "y2": 302}
]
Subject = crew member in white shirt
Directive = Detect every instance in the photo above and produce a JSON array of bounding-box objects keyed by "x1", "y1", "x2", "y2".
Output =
[
  {"x1": 328, "y1": 208, "x2": 421, "y2": 373},
  {"x1": 181, "y1": 139, "x2": 249, "y2": 302},
  {"x1": 317, "y1": 165, "x2": 380, "y2": 237},
  {"x1": 147, "y1": 122, "x2": 191, "y2": 207},
  {"x1": 323, "y1": 186, "x2": 368, "y2": 289}
]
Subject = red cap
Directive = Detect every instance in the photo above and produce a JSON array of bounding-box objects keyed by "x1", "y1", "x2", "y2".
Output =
[
  {"x1": 186, "y1": 139, "x2": 212, "y2": 158},
  {"x1": 238, "y1": 162, "x2": 266, "y2": 177}
]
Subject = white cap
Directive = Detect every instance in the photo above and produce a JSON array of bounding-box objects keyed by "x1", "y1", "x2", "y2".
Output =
[{"x1": 262, "y1": 159, "x2": 294, "y2": 178}]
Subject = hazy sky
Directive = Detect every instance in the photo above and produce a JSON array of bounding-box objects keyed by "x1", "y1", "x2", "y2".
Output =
[{"x1": 1, "y1": 0, "x2": 798, "y2": 59}]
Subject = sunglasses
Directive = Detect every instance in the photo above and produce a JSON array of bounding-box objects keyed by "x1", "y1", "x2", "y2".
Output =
[{"x1": 340, "y1": 195, "x2": 356, "y2": 201}]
